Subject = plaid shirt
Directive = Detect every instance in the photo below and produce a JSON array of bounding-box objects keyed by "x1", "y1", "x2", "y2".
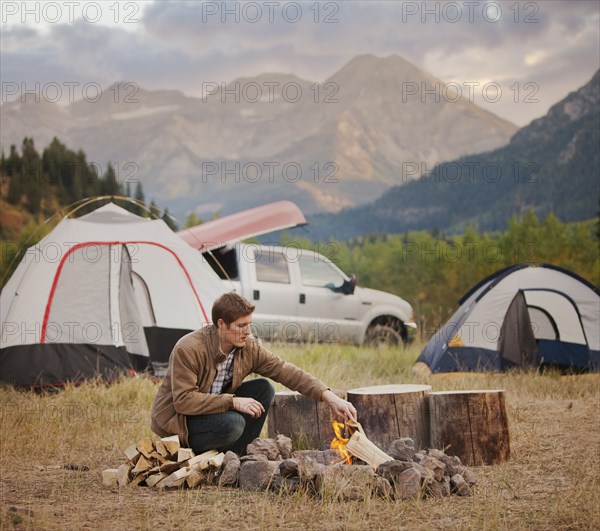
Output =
[{"x1": 210, "y1": 348, "x2": 235, "y2": 394}]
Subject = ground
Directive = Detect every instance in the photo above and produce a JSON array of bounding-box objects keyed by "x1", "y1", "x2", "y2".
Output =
[{"x1": 1, "y1": 345, "x2": 598, "y2": 530}]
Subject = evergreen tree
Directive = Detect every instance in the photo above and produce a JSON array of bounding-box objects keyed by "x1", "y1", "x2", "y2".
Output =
[
  {"x1": 161, "y1": 208, "x2": 178, "y2": 231},
  {"x1": 185, "y1": 212, "x2": 202, "y2": 227},
  {"x1": 134, "y1": 182, "x2": 146, "y2": 216},
  {"x1": 149, "y1": 200, "x2": 161, "y2": 219},
  {"x1": 6, "y1": 145, "x2": 22, "y2": 204},
  {"x1": 100, "y1": 164, "x2": 121, "y2": 196}
]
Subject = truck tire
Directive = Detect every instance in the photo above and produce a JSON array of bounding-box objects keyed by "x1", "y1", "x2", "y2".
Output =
[{"x1": 364, "y1": 324, "x2": 404, "y2": 347}]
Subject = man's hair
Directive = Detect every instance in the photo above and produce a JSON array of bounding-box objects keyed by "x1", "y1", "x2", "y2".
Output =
[{"x1": 212, "y1": 292, "x2": 255, "y2": 326}]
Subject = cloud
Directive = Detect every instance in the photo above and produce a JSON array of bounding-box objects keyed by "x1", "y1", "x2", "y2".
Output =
[{"x1": 0, "y1": 1, "x2": 598, "y2": 125}]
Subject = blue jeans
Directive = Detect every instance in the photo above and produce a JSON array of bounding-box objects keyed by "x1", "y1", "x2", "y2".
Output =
[{"x1": 186, "y1": 378, "x2": 275, "y2": 456}]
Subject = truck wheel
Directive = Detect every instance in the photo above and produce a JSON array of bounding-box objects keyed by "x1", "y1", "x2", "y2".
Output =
[{"x1": 365, "y1": 324, "x2": 403, "y2": 347}]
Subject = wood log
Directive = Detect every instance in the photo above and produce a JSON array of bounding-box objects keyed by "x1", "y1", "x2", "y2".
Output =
[
  {"x1": 208, "y1": 452, "x2": 225, "y2": 468},
  {"x1": 115, "y1": 463, "x2": 130, "y2": 486},
  {"x1": 146, "y1": 472, "x2": 167, "y2": 487},
  {"x1": 160, "y1": 435, "x2": 180, "y2": 457},
  {"x1": 267, "y1": 390, "x2": 347, "y2": 450},
  {"x1": 188, "y1": 449, "x2": 219, "y2": 470},
  {"x1": 347, "y1": 384, "x2": 432, "y2": 451},
  {"x1": 123, "y1": 443, "x2": 140, "y2": 464},
  {"x1": 177, "y1": 448, "x2": 195, "y2": 462},
  {"x1": 102, "y1": 469, "x2": 119, "y2": 487},
  {"x1": 136, "y1": 437, "x2": 154, "y2": 459},
  {"x1": 131, "y1": 454, "x2": 153, "y2": 475},
  {"x1": 428, "y1": 390, "x2": 510, "y2": 466}
]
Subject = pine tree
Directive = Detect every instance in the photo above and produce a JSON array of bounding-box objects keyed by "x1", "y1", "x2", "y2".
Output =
[
  {"x1": 100, "y1": 164, "x2": 121, "y2": 196},
  {"x1": 162, "y1": 208, "x2": 178, "y2": 231},
  {"x1": 134, "y1": 182, "x2": 146, "y2": 216},
  {"x1": 149, "y1": 200, "x2": 161, "y2": 219},
  {"x1": 185, "y1": 212, "x2": 202, "y2": 227}
]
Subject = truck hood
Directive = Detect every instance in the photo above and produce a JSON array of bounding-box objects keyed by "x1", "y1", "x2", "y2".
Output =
[{"x1": 355, "y1": 286, "x2": 416, "y2": 327}]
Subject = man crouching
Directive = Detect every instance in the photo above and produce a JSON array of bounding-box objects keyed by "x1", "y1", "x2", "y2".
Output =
[{"x1": 151, "y1": 292, "x2": 357, "y2": 455}]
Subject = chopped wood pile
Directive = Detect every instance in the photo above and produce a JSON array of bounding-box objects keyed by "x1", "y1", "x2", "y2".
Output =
[
  {"x1": 103, "y1": 433, "x2": 476, "y2": 501},
  {"x1": 102, "y1": 435, "x2": 226, "y2": 489}
]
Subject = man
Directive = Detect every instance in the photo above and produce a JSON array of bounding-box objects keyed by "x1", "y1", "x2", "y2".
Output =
[{"x1": 151, "y1": 292, "x2": 357, "y2": 455}]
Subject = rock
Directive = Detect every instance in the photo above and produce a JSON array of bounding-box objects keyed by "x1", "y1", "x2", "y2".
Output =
[
  {"x1": 280, "y1": 476, "x2": 302, "y2": 494},
  {"x1": 376, "y1": 460, "x2": 414, "y2": 485},
  {"x1": 295, "y1": 456, "x2": 326, "y2": 483},
  {"x1": 239, "y1": 461, "x2": 281, "y2": 491},
  {"x1": 374, "y1": 476, "x2": 394, "y2": 499},
  {"x1": 450, "y1": 474, "x2": 471, "y2": 496},
  {"x1": 463, "y1": 468, "x2": 477, "y2": 486},
  {"x1": 394, "y1": 468, "x2": 421, "y2": 500},
  {"x1": 246, "y1": 438, "x2": 281, "y2": 460},
  {"x1": 292, "y1": 449, "x2": 342, "y2": 465},
  {"x1": 425, "y1": 479, "x2": 444, "y2": 498},
  {"x1": 419, "y1": 456, "x2": 446, "y2": 482},
  {"x1": 239, "y1": 454, "x2": 268, "y2": 463},
  {"x1": 275, "y1": 434, "x2": 293, "y2": 460},
  {"x1": 218, "y1": 453, "x2": 240, "y2": 487},
  {"x1": 426, "y1": 448, "x2": 446, "y2": 460},
  {"x1": 387, "y1": 438, "x2": 416, "y2": 462},
  {"x1": 279, "y1": 458, "x2": 299, "y2": 478},
  {"x1": 222, "y1": 451, "x2": 239, "y2": 466},
  {"x1": 439, "y1": 454, "x2": 465, "y2": 476},
  {"x1": 413, "y1": 451, "x2": 425, "y2": 462},
  {"x1": 410, "y1": 462, "x2": 435, "y2": 485},
  {"x1": 315, "y1": 464, "x2": 378, "y2": 501},
  {"x1": 439, "y1": 476, "x2": 452, "y2": 497}
]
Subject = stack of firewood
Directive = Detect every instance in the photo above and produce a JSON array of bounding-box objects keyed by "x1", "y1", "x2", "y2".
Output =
[{"x1": 102, "y1": 435, "x2": 225, "y2": 489}]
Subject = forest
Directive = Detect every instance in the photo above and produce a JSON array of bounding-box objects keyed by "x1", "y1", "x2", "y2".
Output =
[{"x1": 2, "y1": 137, "x2": 598, "y2": 336}]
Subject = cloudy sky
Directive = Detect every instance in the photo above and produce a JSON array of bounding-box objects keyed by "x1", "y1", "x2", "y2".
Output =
[{"x1": 1, "y1": 0, "x2": 599, "y2": 126}]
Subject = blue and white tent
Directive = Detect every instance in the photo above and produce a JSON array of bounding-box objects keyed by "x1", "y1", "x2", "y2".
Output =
[{"x1": 417, "y1": 264, "x2": 599, "y2": 373}]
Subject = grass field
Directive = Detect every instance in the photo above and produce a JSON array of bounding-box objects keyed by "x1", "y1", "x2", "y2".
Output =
[{"x1": 1, "y1": 342, "x2": 599, "y2": 530}]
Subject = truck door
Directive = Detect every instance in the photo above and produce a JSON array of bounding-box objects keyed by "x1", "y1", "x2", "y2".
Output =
[
  {"x1": 294, "y1": 251, "x2": 361, "y2": 343},
  {"x1": 247, "y1": 246, "x2": 299, "y2": 341}
]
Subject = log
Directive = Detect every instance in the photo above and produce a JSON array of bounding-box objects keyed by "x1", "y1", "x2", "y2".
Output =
[
  {"x1": 267, "y1": 390, "x2": 347, "y2": 450},
  {"x1": 347, "y1": 384, "x2": 432, "y2": 451},
  {"x1": 428, "y1": 390, "x2": 510, "y2": 466}
]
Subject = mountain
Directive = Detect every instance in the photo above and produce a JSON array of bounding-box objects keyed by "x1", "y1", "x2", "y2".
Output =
[
  {"x1": 303, "y1": 70, "x2": 600, "y2": 241},
  {"x1": 0, "y1": 55, "x2": 517, "y2": 218}
]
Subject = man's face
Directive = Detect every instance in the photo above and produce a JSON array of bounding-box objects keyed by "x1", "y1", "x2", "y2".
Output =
[{"x1": 218, "y1": 313, "x2": 253, "y2": 349}]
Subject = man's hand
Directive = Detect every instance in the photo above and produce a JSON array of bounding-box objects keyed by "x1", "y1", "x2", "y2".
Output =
[
  {"x1": 232, "y1": 396, "x2": 265, "y2": 418},
  {"x1": 322, "y1": 390, "x2": 357, "y2": 422}
]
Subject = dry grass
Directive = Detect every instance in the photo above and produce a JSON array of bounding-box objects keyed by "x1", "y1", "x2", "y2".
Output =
[{"x1": 1, "y1": 343, "x2": 599, "y2": 530}]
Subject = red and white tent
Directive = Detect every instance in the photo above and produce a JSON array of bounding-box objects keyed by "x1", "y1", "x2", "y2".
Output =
[{"x1": 0, "y1": 203, "x2": 225, "y2": 387}]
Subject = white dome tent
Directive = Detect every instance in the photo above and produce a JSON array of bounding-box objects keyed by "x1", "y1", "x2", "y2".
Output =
[
  {"x1": 417, "y1": 263, "x2": 600, "y2": 373},
  {"x1": 0, "y1": 202, "x2": 226, "y2": 387}
]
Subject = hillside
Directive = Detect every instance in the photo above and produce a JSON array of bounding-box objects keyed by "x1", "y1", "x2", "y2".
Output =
[
  {"x1": 0, "y1": 55, "x2": 516, "y2": 218},
  {"x1": 304, "y1": 70, "x2": 600, "y2": 240}
]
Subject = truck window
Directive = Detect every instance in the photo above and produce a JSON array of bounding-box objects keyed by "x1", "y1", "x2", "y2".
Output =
[
  {"x1": 202, "y1": 247, "x2": 239, "y2": 280},
  {"x1": 298, "y1": 255, "x2": 345, "y2": 288},
  {"x1": 255, "y1": 251, "x2": 290, "y2": 284}
]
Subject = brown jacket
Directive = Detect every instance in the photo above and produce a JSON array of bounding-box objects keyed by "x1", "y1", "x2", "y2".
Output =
[{"x1": 151, "y1": 325, "x2": 329, "y2": 445}]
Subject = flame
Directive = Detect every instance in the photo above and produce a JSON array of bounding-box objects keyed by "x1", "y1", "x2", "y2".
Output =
[{"x1": 330, "y1": 421, "x2": 352, "y2": 464}]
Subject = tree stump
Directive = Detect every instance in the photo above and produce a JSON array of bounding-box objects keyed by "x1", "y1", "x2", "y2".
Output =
[
  {"x1": 346, "y1": 384, "x2": 432, "y2": 451},
  {"x1": 267, "y1": 390, "x2": 347, "y2": 450},
  {"x1": 428, "y1": 390, "x2": 510, "y2": 466}
]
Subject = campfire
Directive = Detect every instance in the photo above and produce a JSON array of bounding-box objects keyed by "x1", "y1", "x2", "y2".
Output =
[{"x1": 330, "y1": 420, "x2": 394, "y2": 468}]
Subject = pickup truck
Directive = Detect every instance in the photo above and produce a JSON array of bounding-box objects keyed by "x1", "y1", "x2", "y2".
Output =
[{"x1": 203, "y1": 242, "x2": 417, "y2": 345}]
